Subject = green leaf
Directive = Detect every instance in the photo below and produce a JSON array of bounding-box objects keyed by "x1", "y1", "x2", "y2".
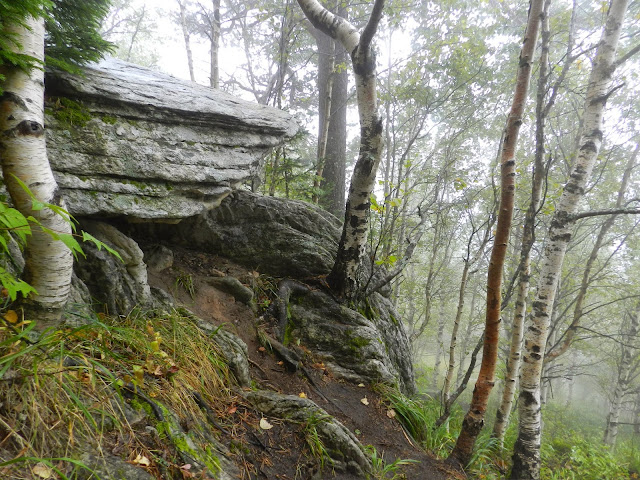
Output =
[
  {"x1": 81, "y1": 231, "x2": 123, "y2": 262},
  {"x1": 0, "y1": 267, "x2": 37, "y2": 301}
]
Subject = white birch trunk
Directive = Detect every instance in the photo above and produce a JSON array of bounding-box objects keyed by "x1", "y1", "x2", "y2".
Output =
[
  {"x1": 177, "y1": 0, "x2": 196, "y2": 83},
  {"x1": 297, "y1": 0, "x2": 385, "y2": 301},
  {"x1": 511, "y1": 1, "x2": 629, "y2": 477},
  {"x1": 603, "y1": 302, "x2": 640, "y2": 446},
  {"x1": 0, "y1": 16, "x2": 73, "y2": 321}
]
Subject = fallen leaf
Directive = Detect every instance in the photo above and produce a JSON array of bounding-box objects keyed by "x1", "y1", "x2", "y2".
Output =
[
  {"x1": 3, "y1": 310, "x2": 18, "y2": 324},
  {"x1": 298, "y1": 392, "x2": 307, "y2": 398},
  {"x1": 357, "y1": 383, "x2": 365, "y2": 388},
  {"x1": 387, "y1": 409, "x2": 396, "y2": 419},
  {"x1": 361, "y1": 397, "x2": 369, "y2": 406},
  {"x1": 132, "y1": 454, "x2": 151, "y2": 466},
  {"x1": 228, "y1": 406, "x2": 237, "y2": 414},
  {"x1": 277, "y1": 361, "x2": 284, "y2": 366},
  {"x1": 258, "y1": 346, "x2": 266, "y2": 352},
  {"x1": 33, "y1": 462, "x2": 54, "y2": 479},
  {"x1": 259, "y1": 418, "x2": 273, "y2": 430}
]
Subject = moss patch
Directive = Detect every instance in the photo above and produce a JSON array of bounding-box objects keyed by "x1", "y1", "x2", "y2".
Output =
[{"x1": 47, "y1": 97, "x2": 92, "y2": 128}]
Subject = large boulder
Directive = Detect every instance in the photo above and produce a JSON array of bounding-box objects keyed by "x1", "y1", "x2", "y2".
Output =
[
  {"x1": 287, "y1": 289, "x2": 416, "y2": 396},
  {"x1": 128, "y1": 190, "x2": 342, "y2": 278},
  {"x1": 45, "y1": 58, "x2": 298, "y2": 221}
]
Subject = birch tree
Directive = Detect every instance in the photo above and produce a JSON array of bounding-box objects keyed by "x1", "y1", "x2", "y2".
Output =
[
  {"x1": 603, "y1": 302, "x2": 640, "y2": 447},
  {"x1": 448, "y1": 0, "x2": 544, "y2": 467},
  {"x1": 296, "y1": 0, "x2": 385, "y2": 301},
  {"x1": 511, "y1": 1, "x2": 631, "y2": 477},
  {"x1": 176, "y1": 0, "x2": 196, "y2": 82},
  {"x1": 0, "y1": 14, "x2": 73, "y2": 322},
  {"x1": 492, "y1": 0, "x2": 579, "y2": 444}
]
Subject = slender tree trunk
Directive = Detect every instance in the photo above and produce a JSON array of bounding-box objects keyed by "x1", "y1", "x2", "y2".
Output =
[
  {"x1": 432, "y1": 297, "x2": 447, "y2": 391},
  {"x1": 0, "y1": 15, "x2": 73, "y2": 323},
  {"x1": 126, "y1": 4, "x2": 146, "y2": 62},
  {"x1": 320, "y1": 37, "x2": 348, "y2": 216},
  {"x1": 313, "y1": 34, "x2": 335, "y2": 203},
  {"x1": 210, "y1": 0, "x2": 221, "y2": 88},
  {"x1": 177, "y1": 0, "x2": 196, "y2": 82},
  {"x1": 457, "y1": 288, "x2": 478, "y2": 387},
  {"x1": 493, "y1": 0, "x2": 552, "y2": 445},
  {"x1": 443, "y1": 221, "x2": 492, "y2": 404},
  {"x1": 634, "y1": 394, "x2": 640, "y2": 437},
  {"x1": 313, "y1": 3, "x2": 348, "y2": 216},
  {"x1": 603, "y1": 302, "x2": 640, "y2": 446},
  {"x1": 297, "y1": 0, "x2": 386, "y2": 302},
  {"x1": 511, "y1": 2, "x2": 629, "y2": 477},
  {"x1": 449, "y1": 0, "x2": 544, "y2": 467}
]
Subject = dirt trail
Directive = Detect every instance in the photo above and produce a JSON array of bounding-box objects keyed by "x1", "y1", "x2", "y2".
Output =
[{"x1": 149, "y1": 247, "x2": 463, "y2": 479}]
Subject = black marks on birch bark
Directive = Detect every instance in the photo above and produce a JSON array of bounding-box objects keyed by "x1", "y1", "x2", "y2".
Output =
[{"x1": 17, "y1": 120, "x2": 44, "y2": 137}]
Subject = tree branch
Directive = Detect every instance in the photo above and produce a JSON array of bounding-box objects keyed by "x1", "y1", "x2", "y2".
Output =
[
  {"x1": 614, "y1": 42, "x2": 640, "y2": 69},
  {"x1": 571, "y1": 207, "x2": 640, "y2": 221},
  {"x1": 359, "y1": 0, "x2": 385, "y2": 51}
]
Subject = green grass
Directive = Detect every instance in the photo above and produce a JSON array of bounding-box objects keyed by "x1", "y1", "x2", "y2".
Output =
[{"x1": 0, "y1": 308, "x2": 234, "y2": 479}]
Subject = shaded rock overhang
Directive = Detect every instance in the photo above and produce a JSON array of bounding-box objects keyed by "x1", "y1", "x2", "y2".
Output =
[{"x1": 44, "y1": 58, "x2": 299, "y2": 221}]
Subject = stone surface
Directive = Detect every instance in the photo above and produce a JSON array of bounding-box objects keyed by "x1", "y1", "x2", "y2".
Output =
[
  {"x1": 128, "y1": 190, "x2": 342, "y2": 278},
  {"x1": 77, "y1": 453, "x2": 155, "y2": 480},
  {"x1": 144, "y1": 244, "x2": 174, "y2": 272},
  {"x1": 288, "y1": 289, "x2": 416, "y2": 396},
  {"x1": 244, "y1": 390, "x2": 371, "y2": 476},
  {"x1": 194, "y1": 315, "x2": 252, "y2": 388},
  {"x1": 45, "y1": 58, "x2": 298, "y2": 220},
  {"x1": 74, "y1": 220, "x2": 152, "y2": 315}
]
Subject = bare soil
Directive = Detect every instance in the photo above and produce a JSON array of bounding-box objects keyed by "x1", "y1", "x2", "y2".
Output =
[{"x1": 148, "y1": 246, "x2": 464, "y2": 480}]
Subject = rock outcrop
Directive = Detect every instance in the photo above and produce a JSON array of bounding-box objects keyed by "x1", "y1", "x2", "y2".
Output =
[
  {"x1": 45, "y1": 58, "x2": 298, "y2": 221},
  {"x1": 128, "y1": 189, "x2": 342, "y2": 278}
]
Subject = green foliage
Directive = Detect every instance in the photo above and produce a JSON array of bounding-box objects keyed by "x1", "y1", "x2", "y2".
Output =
[
  {"x1": 541, "y1": 434, "x2": 629, "y2": 480},
  {"x1": 0, "y1": 0, "x2": 114, "y2": 94},
  {"x1": 365, "y1": 444, "x2": 418, "y2": 480},
  {"x1": 174, "y1": 271, "x2": 196, "y2": 299},
  {"x1": 44, "y1": 0, "x2": 114, "y2": 73},
  {"x1": 0, "y1": 308, "x2": 232, "y2": 478},
  {"x1": 0, "y1": 0, "x2": 50, "y2": 85},
  {"x1": 302, "y1": 413, "x2": 332, "y2": 469},
  {"x1": 0, "y1": 176, "x2": 122, "y2": 302}
]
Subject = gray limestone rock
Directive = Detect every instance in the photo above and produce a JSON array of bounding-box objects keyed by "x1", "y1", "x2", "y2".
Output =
[
  {"x1": 194, "y1": 318, "x2": 252, "y2": 388},
  {"x1": 130, "y1": 190, "x2": 342, "y2": 278},
  {"x1": 74, "y1": 220, "x2": 151, "y2": 315},
  {"x1": 144, "y1": 244, "x2": 174, "y2": 272},
  {"x1": 45, "y1": 58, "x2": 298, "y2": 220},
  {"x1": 287, "y1": 289, "x2": 416, "y2": 396}
]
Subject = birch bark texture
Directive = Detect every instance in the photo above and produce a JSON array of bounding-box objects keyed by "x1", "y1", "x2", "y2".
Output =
[
  {"x1": 448, "y1": 0, "x2": 544, "y2": 467},
  {"x1": 603, "y1": 302, "x2": 640, "y2": 447},
  {"x1": 511, "y1": 0, "x2": 630, "y2": 477},
  {"x1": 296, "y1": 0, "x2": 385, "y2": 301},
  {"x1": 0, "y1": 15, "x2": 74, "y2": 321},
  {"x1": 493, "y1": 0, "x2": 555, "y2": 445},
  {"x1": 546, "y1": 144, "x2": 638, "y2": 361}
]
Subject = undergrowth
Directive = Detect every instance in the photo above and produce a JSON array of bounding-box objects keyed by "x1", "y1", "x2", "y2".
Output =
[
  {"x1": 0, "y1": 307, "x2": 234, "y2": 479},
  {"x1": 380, "y1": 384, "x2": 639, "y2": 480}
]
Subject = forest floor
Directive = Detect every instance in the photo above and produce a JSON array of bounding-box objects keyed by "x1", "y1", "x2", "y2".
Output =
[{"x1": 147, "y1": 247, "x2": 464, "y2": 480}]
